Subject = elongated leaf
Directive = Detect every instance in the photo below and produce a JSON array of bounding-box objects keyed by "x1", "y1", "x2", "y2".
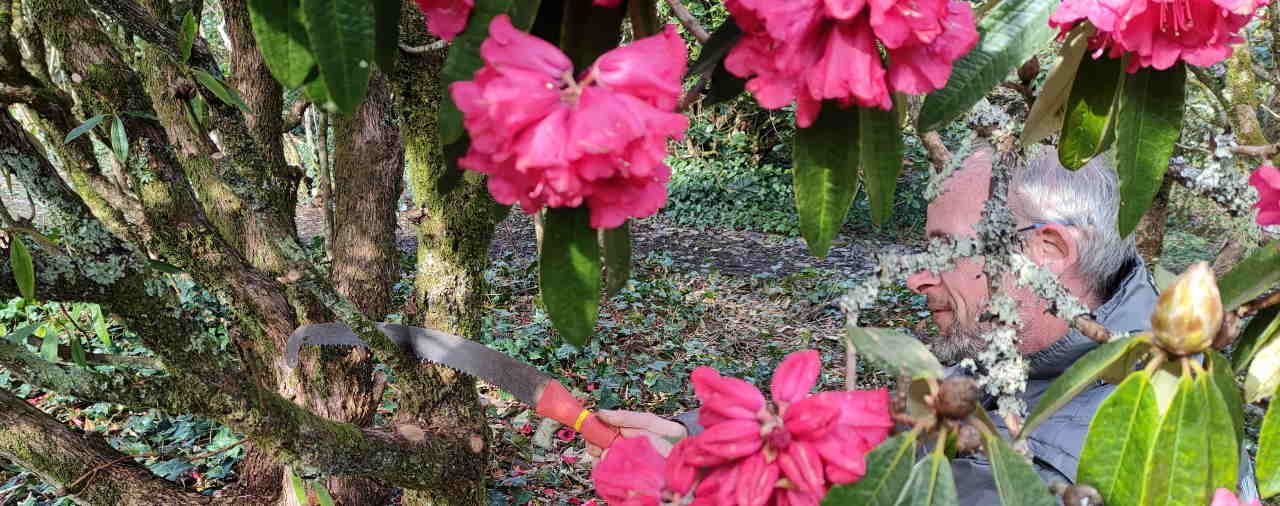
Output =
[
  {"x1": 981, "y1": 426, "x2": 1057, "y2": 506},
  {"x1": 860, "y1": 105, "x2": 903, "y2": 227},
  {"x1": 626, "y1": 0, "x2": 661, "y2": 37},
  {"x1": 6, "y1": 325, "x2": 36, "y2": 345},
  {"x1": 794, "y1": 103, "x2": 860, "y2": 257},
  {"x1": 1141, "y1": 373, "x2": 1211, "y2": 506},
  {"x1": 1022, "y1": 334, "x2": 1148, "y2": 437},
  {"x1": 9, "y1": 235, "x2": 34, "y2": 301},
  {"x1": 1219, "y1": 240, "x2": 1280, "y2": 311},
  {"x1": 40, "y1": 331, "x2": 58, "y2": 362},
  {"x1": 917, "y1": 0, "x2": 1057, "y2": 131},
  {"x1": 1234, "y1": 305, "x2": 1280, "y2": 373},
  {"x1": 540, "y1": 207, "x2": 600, "y2": 347},
  {"x1": 70, "y1": 336, "x2": 87, "y2": 368},
  {"x1": 63, "y1": 115, "x2": 106, "y2": 145},
  {"x1": 249, "y1": 0, "x2": 315, "y2": 89},
  {"x1": 93, "y1": 306, "x2": 111, "y2": 347},
  {"x1": 301, "y1": 0, "x2": 374, "y2": 113},
  {"x1": 110, "y1": 115, "x2": 129, "y2": 164},
  {"x1": 1098, "y1": 333, "x2": 1152, "y2": 384},
  {"x1": 822, "y1": 430, "x2": 919, "y2": 505},
  {"x1": 898, "y1": 447, "x2": 958, "y2": 506},
  {"x1": 373, "y1": 0, "x2": 400, "y2": 74},
  {"x1": 1259, "y1": 390, "x2": 1280, "y2": 498},
  {"x1": 193, "y1": 69, "x2": 252, "y2": 113},
  {"x1": 1020, "y1": 26, "x2": 1089, "y2": 147},
  {"x1": 1114, "y1": 63, "x2": 1185, "y2": 237},
  {"x1": 438, "y1": 0, "x2": 541, "y2": 146},
  {"x1": 1207, "y1": 350, "x2": 1245, "y2": 445},
  {"x1": 847, "y1": 326, "x2": 944, "y2": 379},
  {"x1": 1059, "y1": 55, "x2": 1124, "y2": 169},
  {"x1": 600, "y1": 222, "x2": 630, "y2": 298},
  {"x1": 1247, "y1": 332, "x2": 1280, "y2": 402},
  {"x1": 1078, "y1": 370, "x2": 1159, "y2": 506},
  {"x1": 180, "y1": 10, "x2": 198, "y2": 64},
  {"x1": 286, "y1": 468, "x2": 308, "y2": 504},
  {"x1": 313, "y1": 483, "x2": 335, "y2": 506},
  {"x1": 1201, "y1": 372, "x2": 1239, "y2": 492}
]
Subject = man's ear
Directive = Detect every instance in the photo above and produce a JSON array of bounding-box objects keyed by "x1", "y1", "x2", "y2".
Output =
[{"x1": 1027, "y1": 224, "x2": 1078, "y2": 273}]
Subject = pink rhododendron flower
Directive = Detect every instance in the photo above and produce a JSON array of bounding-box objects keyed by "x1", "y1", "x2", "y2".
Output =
[
  {"x1": 724, "y1": 0, "x2": 977, "y2": 127},
  {"x1": 1049, "y1": 0, "x2": 1269, "y2": 71},
  {"x1": 1251, "y1": 164, "x2": 1280, "y2": 227},
  {"x1": 1210, "y1": 488, "x2": 1262, "y2": 506},
  {"x1": 592, "y1": 438, "x2": 698, "y2": 505},
  {"x1": 557, "y1": 428, "x2": 577, "y2": 442},
  {"x1": 450, "y1": 15, "x2": 689, "y2": 229},
  {"x1": 414, "y1": 0, "x2": 474, "y2": 41}
]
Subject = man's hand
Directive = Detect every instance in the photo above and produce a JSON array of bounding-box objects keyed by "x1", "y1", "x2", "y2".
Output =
[{"x1": 585, "y1": 410, "x2": 687, "y2": 460}]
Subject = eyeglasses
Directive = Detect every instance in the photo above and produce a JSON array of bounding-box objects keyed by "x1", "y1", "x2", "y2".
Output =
[{"x1": 1016, "y1": 220, "x2": 1073, "y2": 234}]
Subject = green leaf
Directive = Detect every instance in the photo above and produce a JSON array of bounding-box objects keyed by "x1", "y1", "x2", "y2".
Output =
[
  {"x1": 180, "y1": 10, "x2": 198, "y2": 64},
  {"x1": 1058, "y1": 55, "x2": 1124, "y2": 169},
  {"x1": 1098, "y1": 334, "x2": 1152, "y2": 384},
  {"x1": 193, "y1": 69, "x2": 252, "y2": 114},
  {"x1": 438, "y1": 0, "x2": 540, "y2": 146},
  {"x1": 1206, "y1": 350, "x2": 1245, "y2": 445},
  {"x1": 981, "y1": 426, "x2": 1057, "y2": 506},
  {"x1": 1153, "y1": 263, "x2": 1178, "y2": 292},
  {"x1": 846, "y1": 326, "x2": 944, "y2": 379},
  {"x1": 1247, "y1": 330, "x2": 1280, "y2": 403},
  {"x1": 313, "y1": 483, "x2": 335, "y2": 506},
  {"x1": 40, "y1": 331, "x2": 58, "y2": 362},
  {"x1": 1140, "y1": 373, "x2": 1211, "y2": 506},
  {"x1": 860, "y1": 105, "x2": 903, "y2": 227},
  {"x1": 1200, "y1": 371, "x2": 1239, "y2": 493},
  {"x1": 286, "y1": 468, "x2": 308, "y2": 504},
  {"x1": 303, "y1": 72, "x2": 330, "y2": 106},
  {"x1": 9, "y1": 235, "x2": 34, "y2": 301},
  {"x1": 559, "y1": 0, "x2": 626, "y2": 71},
  {"x1": 898, "y1": 445, "x2": 958, "y2": 506},
  {"x1": 1234, "y1": 305, "x2": 1280, "y2": 373},
  {"x1": 1020, "y1": 26, "x2": 1089, "y2": 147},
  {"x1": 249, "y1": 0, "x2": 316, "y2": 89},
  {"x1": 1259, "y1": 389, "x2": 1280, "y2": 498},
  {"x1": 148, "y1": 260, "x2": 183, "y2": 274},
  {"x1": 110, "y1": 115, "x2": 129, "y2": 164},
  {"x1": 1218, "y1": 240, "x2": 1280, "y2": 311},
  {"x1": 1078, "y1": 370, "x2": 1159, "y2": 506},
  {"x1": 301, "y1": 0, "x2": 374, "y2": 113},
  {"x1": 372, "y1": 0, "x2": 401, "y2": 74},
  {"x1": 540, "y1": 207, "x2": 600, "y2": 347},
  {"x1": 63, "y1": 115, "x2": 106, "y2": 145},
  {"x1": 70, "y1": 336, "x2": 87, "y2": 368},
  {"x1": 1114, "y1": 63, "x2": 1185, "y2": 237},
  {"x1": 600, "y1": 221, "x2": 631, "y2": 298},
  {"x1": 93, "y1": 306, "x2": 111, "y2": 348},
  {"x1": 5, "y1": 325, "x2": 36, "y2": 344},
  {"x1": 1021, "y1": 334, "x2": 1149, "y2": 437},
  {"x1": 822, "y1": 430, "x2": 919, "y2": 505},
  {"x1": 794, "y1": 103, "x2": 860, "y2": 257},
  {"x1": 916, "y1": 0, "x2": 1057, "y2": 131}
]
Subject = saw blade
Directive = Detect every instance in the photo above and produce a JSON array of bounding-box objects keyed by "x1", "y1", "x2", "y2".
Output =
[{"x1": 286, "y1": 322, "x2": 548, "y2": 406}]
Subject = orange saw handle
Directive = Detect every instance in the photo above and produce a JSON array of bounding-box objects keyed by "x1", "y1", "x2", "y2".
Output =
[{"x1": 535, "y1": 380, "x2": 621, "y2": 449}]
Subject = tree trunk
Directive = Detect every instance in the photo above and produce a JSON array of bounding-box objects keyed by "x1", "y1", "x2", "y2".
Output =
[{"x1": 1135, "y1": 173, "x2": 1173, "y2": 269}]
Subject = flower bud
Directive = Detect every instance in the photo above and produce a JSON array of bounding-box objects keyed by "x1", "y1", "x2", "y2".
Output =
[
  {"x1": 936, "y1": 377, "x2": 980, "y2": 419},
  {"x1": 1062, "y1": 484, "x2": 1103, "y2": 506},
  {"x1": 1151, "y1": 262, "x2": 1223, "y2": 356}
]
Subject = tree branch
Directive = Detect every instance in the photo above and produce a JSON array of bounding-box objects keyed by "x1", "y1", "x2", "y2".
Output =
[
  {"x1": 1232, "y1": 143, "x2": 1279, "y2": 159},
  {"x1": 1166, "y1": 157, "x2": 1255, "y2": 217},
  {"x1": 82, "y1": 0, "x2": 218, "y2": 69},
  {"x1": 663, "y1": 0, "x2": 710, "y2": 42},
  {"x1": 1188, "y1": 64, "x2": 1231, "y2": 128}
]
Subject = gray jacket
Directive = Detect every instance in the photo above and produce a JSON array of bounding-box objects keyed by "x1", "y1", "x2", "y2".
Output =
[{"x1": 675, "y1": 258, "x2": 1258, "y2": 504}]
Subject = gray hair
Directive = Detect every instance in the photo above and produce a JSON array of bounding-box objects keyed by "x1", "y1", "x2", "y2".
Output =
[{"x1": 1007, "y1": 146, "x2": 1139, "y2": 300}]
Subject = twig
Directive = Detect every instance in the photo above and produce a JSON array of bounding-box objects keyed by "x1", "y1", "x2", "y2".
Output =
[
  {"x1": 1232, "y1": 143, "x2": 1279, "y2": 158},
  {"x1": 1237, "y1": 289, "x2": 1280, "y2": 319},
  {"x1": 1072, "y1": 315, "x2": 1112, "y2": 343},
  {"x1": 663, "y1": 0, "x2": 709, "y2": 42},
  {"x1": 399, "y1": 40, "x2": 448, "y2": 54},
  {"x1": 921, "y1": 131, "x2": 951, "y2": 173}
]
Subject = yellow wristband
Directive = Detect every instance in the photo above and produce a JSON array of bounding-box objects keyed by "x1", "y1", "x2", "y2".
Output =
[{"x1": 573, "y1": 409, "x2": 591, "y2": 431}]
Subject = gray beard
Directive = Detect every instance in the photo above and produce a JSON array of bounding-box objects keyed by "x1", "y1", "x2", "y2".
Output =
[{"x1": 922, "y1": 322, "x2": 990, "y2": 365}]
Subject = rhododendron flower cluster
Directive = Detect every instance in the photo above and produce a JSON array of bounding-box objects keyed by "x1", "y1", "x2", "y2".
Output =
[
  {"x1": 1049, "y1": 0, "x2": 1269, "y2": 71},
  {"x1": 723, "y1": 0, "x2": 979, "y2": 127},
  {"x1": 1251, "y1": 164, "x2": 1280, "y2": 227},
  {"x1": 415, "y1": 0, "x2": 624, "y2": 41},
  {"x1": 592, "y1": 350, "x2": 893, "y2": 505},
  {"x1": 449, "y1": 16, "x2": 689, "y2": 229}
]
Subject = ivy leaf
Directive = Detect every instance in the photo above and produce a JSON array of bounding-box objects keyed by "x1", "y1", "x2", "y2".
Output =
[
  {"x1": 149, "y1": 458, "x2": 195, "y2": 480},
  {"x1": 860, "y1": 105, "x2": 903, "y2": 227},
  {"x1": 1077, "y1": 370, "x2": 1159, "y2": 505},
  {"x1": 148, "y1": 260, "x2": 184, "y2": 274},
  {"x1": 1022, "y1": 334, "x2": 1149, "y2": 437},
  {"x1": 1020, "y1": 26, "x2": 1089, "y2": 147},
  {"x1": 794, "y1": 102, "x2": 860, "y2": 258},
  {"x1": 9, "y1": 235, "x2": 34, "y2": 301},
  {"x1": 898, "y1": 446, "x2": 958, "y2": 506},
  {"x1": 193, "y1": 69, "x2": 252, "y2": 114},
  {"x1": 110, "y1": 115, "x2": 129, "y2": 164},
  {"x1": 248, "y1": 0, "x2": 316, "y2": 89},
  {"x1": 600, "y1": 222, "x2": 631, "y2": 298},
  {"x1": 1218, "y1": 240, "x2": 1280, "y2": 311},
  {"x1": 1058, "y1": 54, "x2": 1124, "y2": 169},
  {"x1": 179, "y1": 10, "x2": 198, "y2": 64},
  {"x1": 63, "y1": 115, "x2": 105, "y2": 145},
  {"x1": 372, "y1": 0, "x2": 401, "y2": 74},
  {"x1": 1114, "y1": 63, "x2": 1185, "y2": 237},
  {"x1": 1258, "y1": 390, "x2": 1280, "y2": 499},
  {"x1": 438, "y1": 0, "x2": 541, "y2": 146},
  {"x1": 301, "y1": 0, "x2": 374, "y2": 113},
  {"x1": 846, "y1": 326, "x2": 944, "y2": 379},
  {"x1": 822, "y1": 430, "x2": 919, "y2": 505},
  {"x1": 70, "y1": 336, "x2": 87, "y2": 368},
  {"x1": 540, "y1": 207, "x2": 600, "y2": 347},
  {"x1": 1140, "y1": 374, "x2": 1211, "y2": 506},
  {"x1": 917, "y1": 0, "x2": 1057, "y2": 131},
  {"x1": 981, "y1": 426, "x2": 1058, "y2": 506},
  {"x1": 5, "y1": 325, "x2": 36, "y2": 344}
]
